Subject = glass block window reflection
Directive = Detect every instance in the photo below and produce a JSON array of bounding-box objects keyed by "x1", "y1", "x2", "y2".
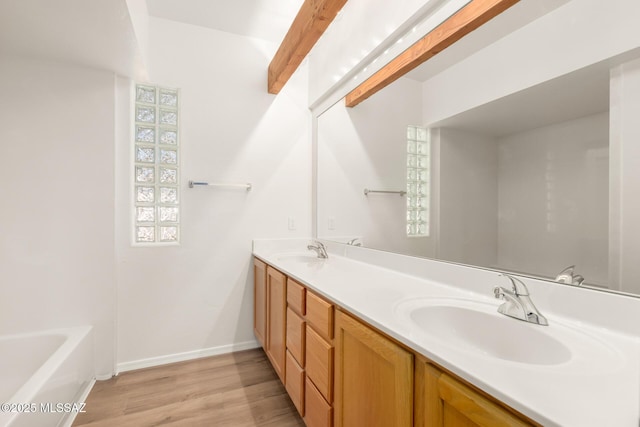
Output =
[
  {"x1": 134, "y1": 84, "x2": 180, "y2": 244},
  {"x1": 406, "y1": 125, "x2": 430, "y2": 237}
]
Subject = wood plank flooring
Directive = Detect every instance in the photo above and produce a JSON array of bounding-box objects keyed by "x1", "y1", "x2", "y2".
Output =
[{"x1": 73, "y1": 348, "x2": 305, "y2": 427}]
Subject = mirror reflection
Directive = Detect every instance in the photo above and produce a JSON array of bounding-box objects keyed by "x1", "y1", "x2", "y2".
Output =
[{"x1": 317, "y1": 43, "x2": 640, "y2": 296}]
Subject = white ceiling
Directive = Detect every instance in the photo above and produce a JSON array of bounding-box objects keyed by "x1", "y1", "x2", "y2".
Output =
[
  {"x1": 0, "y1": 0, "x2": 145, "y2": 78},
  {"x1": 145, "y1": 0, "x2": 304, "y2": 43}
]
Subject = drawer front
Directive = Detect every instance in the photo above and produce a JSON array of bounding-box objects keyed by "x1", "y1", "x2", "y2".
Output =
[
  {"x1": 285, "y1": 351, "x2": 305, "y2": 417},
  {"x1": 305, "y1": 376, "x2": 333, "y2": 427},
  {"x1": 287, "y1": 278, "x2": 306, "y2": 315},
  {"x1": 286, "y1": 307, "x2": 306, "y2": 366},
  {"x1": 307, "y1": 291, "x2": 334, "y2": 341},
  {"x1": 306, "y1": 325, "x2": 334, "y2": 403}
]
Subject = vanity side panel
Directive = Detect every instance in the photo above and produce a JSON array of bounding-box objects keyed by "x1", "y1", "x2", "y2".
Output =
[{"x1": 253, "y1": 258, "x2": 267, "y2": 348}]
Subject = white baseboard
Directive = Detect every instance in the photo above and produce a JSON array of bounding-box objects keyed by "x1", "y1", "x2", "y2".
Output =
[{"x1": 116, "y1": 340, "x2": 261, "y2": 374}]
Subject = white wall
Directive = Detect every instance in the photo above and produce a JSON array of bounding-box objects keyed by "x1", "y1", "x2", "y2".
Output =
[
  {"x1": 436, "y1": 128, "x2": 498, "y2": 267},
  {"x1": 497, "y1": 113, "x2": 609, "y2": 285},
  {"x1": 317, "y1": 77, "x2": 434, "y2": 257},
  {"x1": 610, "y1": 57, "x2": 640, "y2": 294},
  {"x1": 0, "y1": 56, "x2": 116, "y2": 376},
  {"x1": 115, "y1": 17, "x2": 311, "y2": 368}
]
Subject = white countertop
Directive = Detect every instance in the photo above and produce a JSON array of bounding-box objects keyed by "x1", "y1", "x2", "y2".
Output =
[{"x1": 253, "y1": 239, "x2": 640, "y2": 427}]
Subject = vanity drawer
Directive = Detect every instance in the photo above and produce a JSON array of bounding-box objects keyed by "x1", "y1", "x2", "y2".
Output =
[
  {"x1": 287, "y1": 278, "x2": 306, "y2": 315},
  {"x1": 286, "y1": 350, "x2": 305, "y2": 417},
  {"x1": 307, "y1": 291, "x2": 334, "y2": 341},
  {"x1": 305, "y1": 376, "x2": 333, "y2": 427},
  {"x1": 286, "y1": 307, "x2": 305, "y2": 366},
  {"x1": 306, "y1": 325, "x2": 334, "y2": 403}
]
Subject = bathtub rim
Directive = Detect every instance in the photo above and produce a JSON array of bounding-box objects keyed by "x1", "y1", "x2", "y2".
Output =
[{"x1": 0, "y1": 326, "x2": 94, "y2": 427}]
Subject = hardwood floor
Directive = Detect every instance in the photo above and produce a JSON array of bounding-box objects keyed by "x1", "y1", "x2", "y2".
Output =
[{"x1": 73, "y1": 348, "x2": 305, "y2": 427}]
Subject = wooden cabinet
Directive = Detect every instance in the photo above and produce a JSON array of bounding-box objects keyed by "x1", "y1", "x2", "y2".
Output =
[
  {"x1": 286, "y1": 278, "x2": 309, "y2": 417},
  {"x1": 282, "y1": 279, "x2": 336, "y2": 424},
  {"x1": 304, "y1": 291, "x2": 335, "y2": 426},
  {"x1": 415, "y1": 358, "x2": 537, "y2": 427},
  {"x1": 253, "y1": 258, "x2": 267, "y2": 347},
  {"x1": 266, "y1": 266, "x2": 287, "y2": 383},
  {"x1": 334, "y1": 309, "x2": 413, "y2": 427},
  {"x1": 253, "y1": 257, "x2": 538, "y2": 427}
]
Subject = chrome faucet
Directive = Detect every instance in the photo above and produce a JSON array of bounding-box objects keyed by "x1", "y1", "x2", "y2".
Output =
[
  {"x1": 555, "y1": 265, "x2": 585, "y2": 286},
  {"x1": 307, "y1": 241, "x2": 328, "y2": 259},
  {"x1": 493, "y1": 274, "x2": 548, "y2": 326}
]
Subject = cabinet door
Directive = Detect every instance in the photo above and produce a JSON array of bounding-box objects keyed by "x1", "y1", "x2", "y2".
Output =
[
  {"x1": 334, "y1": 310, "x2": 413, "y2": 427},
  {"x1": 418, "y1": 361, "x2": 535, "y2": 427},
  {"x1": 266, "y1": 266, "x2": 287, "y2": 383},
  {"x1": 253, "y1": 258, "x2": 267, "y2": 348}
]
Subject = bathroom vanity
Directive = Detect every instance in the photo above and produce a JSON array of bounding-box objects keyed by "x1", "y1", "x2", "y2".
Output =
[{"x1": 252, "y1": 239, "x2": 639, "y2": 427}]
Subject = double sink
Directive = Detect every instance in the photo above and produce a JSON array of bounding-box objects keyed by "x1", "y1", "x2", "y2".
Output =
[{"x1": 276, "y1": 251, "x2": 618, "y2": 368}]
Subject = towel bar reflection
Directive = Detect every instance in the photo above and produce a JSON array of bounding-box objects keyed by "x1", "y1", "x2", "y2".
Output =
[
  {"x1": 188, "y1": 181, "x2": 252, "y2": 191},
  {"x1": 364, "y1": 188, "x2": 406, "y2": 196}
]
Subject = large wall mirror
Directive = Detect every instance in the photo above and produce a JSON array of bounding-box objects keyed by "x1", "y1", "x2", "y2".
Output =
[{"x1": 316, "y1": 0, "x2": 640, "y2": 297}]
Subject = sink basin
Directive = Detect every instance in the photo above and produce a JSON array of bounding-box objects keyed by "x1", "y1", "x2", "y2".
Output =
[
  {"x1": 398, "y1": 299, "x2": 572, "y2": 365},
  {"x1": 276, "y1": 253, "x2": 326, "y2": 263}
]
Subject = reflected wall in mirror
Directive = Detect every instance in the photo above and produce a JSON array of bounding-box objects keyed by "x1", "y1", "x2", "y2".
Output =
[{"x1": 316, "y1": 0, "x2": 640, "y2": 297}]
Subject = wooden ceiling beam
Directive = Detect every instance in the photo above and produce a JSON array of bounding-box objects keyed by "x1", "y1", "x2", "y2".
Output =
[
  {"x1": 268, "y1": 0, "x2": 347, "y2": 94},
  {"x1": 345, "y1": 0, "x2": 520, "y2": 107}
]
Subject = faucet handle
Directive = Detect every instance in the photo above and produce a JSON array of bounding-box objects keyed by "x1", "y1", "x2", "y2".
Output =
[
  {"x1": 555, "y1": 265, "x2": 576, "y2": 283},
  {"x1": 499, "y1": 273, "x2": 529, "y2": 296},
  {"x1": 307, "y1": 240, "x2": 328, "y2": 258}
]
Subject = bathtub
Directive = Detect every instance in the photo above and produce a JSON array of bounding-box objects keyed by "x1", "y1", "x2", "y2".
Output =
[{"x1": 0, "y1": 327, "x2": 94, "y2": 427}]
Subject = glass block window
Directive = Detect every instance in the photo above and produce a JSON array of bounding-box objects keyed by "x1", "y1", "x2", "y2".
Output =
[
  {"x1": 134, "y1": 84, "x2": 180, "y2": 244},
  {"x1": 406, "y1": 125, "x2": 430, "y2": 237}
]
